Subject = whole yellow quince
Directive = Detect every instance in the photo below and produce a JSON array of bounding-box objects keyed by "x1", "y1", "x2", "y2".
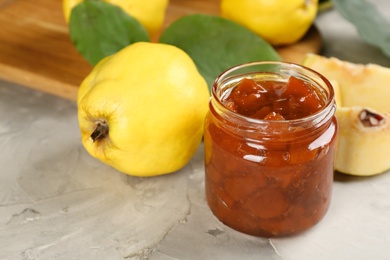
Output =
[
  {"x1": 77, "y1": 42, "x2": 210, "y2": 177},
  {"x1": 220, "y1": 0, "x2": 318, "y2": 46},
  {"x1": 63, "y1": 0, "x2": 169, "y2": 36}
]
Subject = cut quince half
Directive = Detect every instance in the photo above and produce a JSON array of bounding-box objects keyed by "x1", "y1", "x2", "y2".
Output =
[{"x1": 303, "y1": 54, "x2": 390, "y2": 176}]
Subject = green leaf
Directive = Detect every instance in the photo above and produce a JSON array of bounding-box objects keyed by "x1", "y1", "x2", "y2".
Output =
[
  {"x1": 159, "y1": 14, "x2": 281, "y2": 90},
  {"x1": 333, "y1": 0, "x2": 390, "y2": 57},
  {"x1": 69, "y1": 0, "x2": 149, "y2": 65}
]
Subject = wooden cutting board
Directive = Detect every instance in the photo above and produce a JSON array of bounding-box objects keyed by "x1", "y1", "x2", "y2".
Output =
[{"x1": 0, "y1": 0, "x2": 322, "y2": 101}]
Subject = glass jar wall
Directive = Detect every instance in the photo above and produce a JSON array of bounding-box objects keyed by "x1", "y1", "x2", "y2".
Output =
[{"x1": 204, "y1": 62, "x2": 338, "y2": 237}]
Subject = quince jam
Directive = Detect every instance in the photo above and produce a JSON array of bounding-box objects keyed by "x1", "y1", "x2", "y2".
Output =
[
  {"x1": 224, "y1": 77, "x2": 325, "y2": 120},
  {"x1": 204, "y1": 63, "x2": 338, "y2": 237}
]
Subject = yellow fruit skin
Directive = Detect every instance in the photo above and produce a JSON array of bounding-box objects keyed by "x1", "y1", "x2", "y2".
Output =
[
  {"x1": 63, "y1": 0, "x2": 169, "y2": 36},
  {"x1": 220, "y1": 0, "x2": 318, "y2": 46},
  {"x1": 303, "y1": 54, "x2": 390, "y2": 176},
  {"x1": 78, "y1": 42, "x2": 210, "y2": 177}
]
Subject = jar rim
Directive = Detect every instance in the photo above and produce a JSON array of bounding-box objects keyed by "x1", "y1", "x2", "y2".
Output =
[{"x1": 212, "y1": 61, "x2": 336, "y2": 127}]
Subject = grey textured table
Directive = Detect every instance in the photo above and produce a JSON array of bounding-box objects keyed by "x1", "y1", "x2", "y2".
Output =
[{"x1": 1, "y1": 1, "x2": 390, "y2": 259}]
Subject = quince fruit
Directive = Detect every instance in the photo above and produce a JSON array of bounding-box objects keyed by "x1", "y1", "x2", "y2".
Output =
[
  {"x1": 220, "y1": 0, "x2": 318, "y2": 46},
  {"x1": 77, "y1": 42, "x2": 209, "y2": 177},
  {"x1": 62, "y1": 0, "x2": 169, "y2": 36},
  {"x1": 303, "y1": 54, "x2": 390, "y2": 176}
]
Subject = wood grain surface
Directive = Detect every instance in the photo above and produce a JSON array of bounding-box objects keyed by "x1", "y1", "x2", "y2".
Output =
[{"x1": 0, "y1": 0, "x2": 321, "y2": 101}]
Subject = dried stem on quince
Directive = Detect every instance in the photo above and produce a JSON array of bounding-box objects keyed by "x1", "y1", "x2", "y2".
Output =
[{"x1": 90, "y1": 119, "x2": 109, "y2": 142}]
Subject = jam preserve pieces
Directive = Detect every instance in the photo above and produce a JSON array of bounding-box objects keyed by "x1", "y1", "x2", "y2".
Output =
[
  {"x1": 204, "y1": 62, "x2": 338, "y2": 237},
  {"x1": 223, "y1": 76, "x2": 325, "y2": 120}
]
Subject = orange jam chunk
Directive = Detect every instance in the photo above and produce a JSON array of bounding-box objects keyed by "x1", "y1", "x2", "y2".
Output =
[{"x1": 223, "y1": 76, "x2": 325, "y2": 120}]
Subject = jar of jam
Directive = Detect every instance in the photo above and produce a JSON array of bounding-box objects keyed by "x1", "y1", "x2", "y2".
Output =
[{"x1": 204, "y1": 61, "x2": 338, "y2": 237}]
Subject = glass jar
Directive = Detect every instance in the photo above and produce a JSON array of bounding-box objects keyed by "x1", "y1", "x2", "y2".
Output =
[{"x1": 204, "y1": 61, "x2": 338, "y2": 237}]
